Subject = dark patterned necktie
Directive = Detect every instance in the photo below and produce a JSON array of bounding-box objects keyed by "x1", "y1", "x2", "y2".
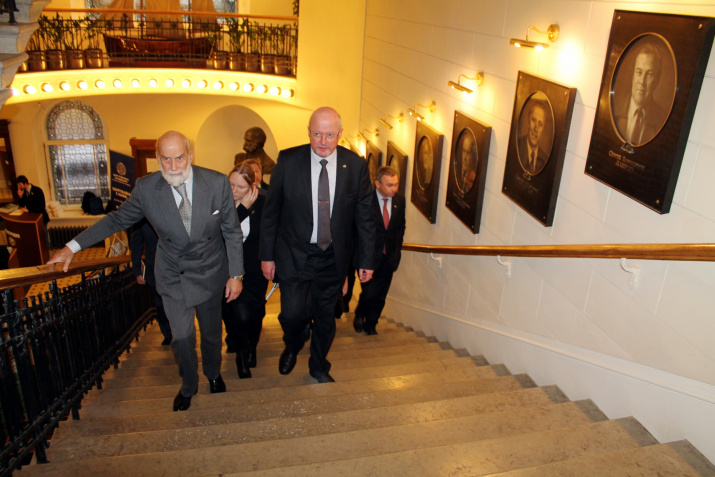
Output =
[
  {"x1": 631, "y1": 108, "x2": 643, "y2": 144},
  {"x1": 174, "y1": 183, "x2": 191, "y2": 235},
  {"x1": 317, "y1": 159, "x2": 331, "y2": 250},
  {"x1": 382, "y1": 198, "x2": 390, "y2": 254}
]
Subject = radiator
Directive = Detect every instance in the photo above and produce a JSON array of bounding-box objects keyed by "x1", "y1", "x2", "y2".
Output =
[{"x1": 48, "y1": 225, "x2": 89, "y2": 249}]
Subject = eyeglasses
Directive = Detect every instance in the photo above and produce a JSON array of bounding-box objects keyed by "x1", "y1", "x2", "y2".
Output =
[{"x1": 310, "y1": 131, "x2": 338, "y2": 140}]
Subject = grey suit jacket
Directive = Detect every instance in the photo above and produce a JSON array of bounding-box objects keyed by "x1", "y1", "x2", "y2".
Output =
[
  {"x1": 75, "y1": 166, "x2": 244, "y2": 307},
  {"x1": 260, "y1": 144, "x2": 377, "y2": 283}
]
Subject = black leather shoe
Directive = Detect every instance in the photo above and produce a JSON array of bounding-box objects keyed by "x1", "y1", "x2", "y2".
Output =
[
  {"x1": 278, "y1": 349, "x2": 298, "y2": 375},
  {"x1": 353, "y1": 316, "x2": 365, "y2": 333},
  {"x1": 310, "y1": 372, "x2": 335, "y2": 383},
  {"x1": 247, "y1": 346, "x2": 257, "y2": 368},
  {"x1": 209, "y1": 375, "x2": 226, "y2": 393},
  {"x1": 236, "y1": 351, "x2": 252, "y2": 379},
  {"x1": 173, "y1": 387, "x2": 196, "y2": 411},
  {"x1": 365, "y1": 327, "x2": 378, "y2": 336},
  {"x1": 161, "y1": 337, "x2": 172, "y2": 346}
]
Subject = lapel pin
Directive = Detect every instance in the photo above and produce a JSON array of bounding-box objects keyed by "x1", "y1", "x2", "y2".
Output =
[{"x1": 342, "y1": 164, "x2": 347, "y2": 168}]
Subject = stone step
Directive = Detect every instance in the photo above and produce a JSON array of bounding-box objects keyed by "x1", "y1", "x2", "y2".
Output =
[
  {"x1": 20, "y1": 418, "x2": 654, "y2": 476},
  {"x1": 124, "y1": 332, "x2": 435, "y2": 366},
  {"x1": 104, "y1": 342, "x2": 459, "y2": 379},
  {"x1": 53, "y1": 376, "x2": 541, "y2": 439},
  {"x1": 79, "y1": 370, "x2": 534, "y2": 419},
  {"x1": 488, "y1": 440, "x2": 715, "y2": 476},
  {"x1": 89, "y1": 351, "x2": 483, "y2": 392},
  {"x1": 223, "y1": 418, "x2": 658, "y2": 477},
  {"x1": 82, "y1": 357, "x2": 501, "y2": 404},
  {"x1": 47, "y1": 394, "x2": 586, "y2": 464}
]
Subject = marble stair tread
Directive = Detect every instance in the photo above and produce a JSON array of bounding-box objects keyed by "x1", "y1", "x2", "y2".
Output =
[
  {"x1": 82, "y1": 358, "x2": 503, "y2": 404},
  {"x1": 124, "y1": 333, "x2": 435, "y2": 365},
  {"x1": 219, "y1": 418, "x2": 658, "y2": 477},
  {"x1": 51, "y1": 377, "x2": 543, "y2": 439},
  {"x1": 18, "y1": 418, "x2": 654, "y2": 476},
  {"x1": 487, "y1": 440, "x2": 715, "y2": 476},
  {"x1": 44, "y1": 397, "x2": 593, "y2": 463},
  {"x1": 76, "y1": 371, "x2": 535, "y2": 419},
  {"x1": 95, "y1": 349, "x2": 472, "y2": 389},
  {"x1": 102, "y1": 342, "x2": 462, "y2": 379}
]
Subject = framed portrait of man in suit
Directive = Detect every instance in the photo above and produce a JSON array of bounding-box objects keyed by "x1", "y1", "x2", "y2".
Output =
[
  {"x1": 365, "y1": 140, "x2": 381, "y2": 186},
  {"x1": 446, "y1": 111, "x2": 492, "y2": 233},
  {"x1": 411, "y1": 121, "x2": 444, "y2": 224},
  {"x1": 502, "y1": 72, "x2": 577, "y2": 227},
  {"x1": 386, "y1": 141, "x2": 408, "y2": 194},
  {"x1": 585, "y1": 10, "x2": 715, "y2": 214}
]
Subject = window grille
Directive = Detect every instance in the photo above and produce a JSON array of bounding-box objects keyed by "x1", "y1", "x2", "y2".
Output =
[{"x1": 45, "y1": 100, "x2": 110, "y2": 206}]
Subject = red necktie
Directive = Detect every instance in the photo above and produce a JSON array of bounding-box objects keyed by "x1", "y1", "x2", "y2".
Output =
[{"x1": 382, "y1": 198, "x2": 389, "y2": 254}]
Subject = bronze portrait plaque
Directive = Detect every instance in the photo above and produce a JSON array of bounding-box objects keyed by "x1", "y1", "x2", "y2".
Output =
[
  {"x1": 446, "y1": 111, "x2": 492, "y2": 233},
  {"x1": 386, "y1": 141, "x2": 408, "y2": 194},
  {"x1": 365, "y1": 140, "x2": 381, "y2": 187},
  {"x1": 411, "y1": 121, "x2": 444, "y2": 224},
  {"x1": 502, "y1": 71, "x2": 577, "y2": 227},
  {"x1": 585, "y1": 10, "x2": 715, "y2": 213}
]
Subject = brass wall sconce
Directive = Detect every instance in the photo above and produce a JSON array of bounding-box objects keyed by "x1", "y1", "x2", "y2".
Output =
[
  {"x1": 359, "y1": 128, "x2": 379, "y2": 140},
  {"x1": 447, "y1": 73, "x2": 485, "y2": 94},
  {"x1": 379, "y1": 112, "x2": 404, "y2": 130},
  {"x1": 510, "y1": 24, "x2": 560, "y2": 51},
  {"x1": 407, "y1": 101, "x2": 436, "y2": 121}
]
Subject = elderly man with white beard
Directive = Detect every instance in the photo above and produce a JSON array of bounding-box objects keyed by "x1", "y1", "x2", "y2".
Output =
[{"x1": 47, "y1": 130, "x2": 245, "y2": 412}]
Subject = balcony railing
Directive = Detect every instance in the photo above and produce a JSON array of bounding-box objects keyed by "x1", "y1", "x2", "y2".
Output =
[{"x1": 20, "y1": 9, "x2": 298, "y2": 75}]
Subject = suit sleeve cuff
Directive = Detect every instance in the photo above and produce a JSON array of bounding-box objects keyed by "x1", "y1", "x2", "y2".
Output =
[{"x1": 66, "y1": 240, "x2": 81, "y2": 253}]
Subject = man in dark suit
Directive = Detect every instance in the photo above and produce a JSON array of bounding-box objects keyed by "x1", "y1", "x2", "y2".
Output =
[
  {"x1": 518, "y1": 101, "x2": 549, "y2": 176},
  {"x1": 260, "y1": 107, "x2": 377, "y2": 383},
  {"x1": 613, "y1": 42, "x2": 668, "y2": 146},
  {"x1": 353, "y1": 166, "x2": 406, "y2": 335},
  {"x1": 17, "y1": 175, "x2": 50, "y2": 225},
  {"x1": 130, "y1": 219, "x2": 172, "y2": 346},
  {"x1": 48, "y1": 131, "x2": 244, "y2": 411}
]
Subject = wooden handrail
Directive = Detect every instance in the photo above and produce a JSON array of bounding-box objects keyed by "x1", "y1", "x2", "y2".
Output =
[
  {"x1": 402, "y1": 243, "x2": 715, "y2": 262},
  {"x1": 0, "y1": 256, "x2": 131, "y2": 290},
  {"x1": 43, "y1": 8, "x2": 299, "y2": 21}
]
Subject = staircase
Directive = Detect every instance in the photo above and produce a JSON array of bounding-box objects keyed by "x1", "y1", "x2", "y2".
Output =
[{"x1": 13, "y1": 294, "x2": 715, "y2": 476}]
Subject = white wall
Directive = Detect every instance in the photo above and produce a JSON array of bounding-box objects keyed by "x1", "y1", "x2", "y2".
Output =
[{"x1": 363, "y1": 0, "x2": 715, "y2": 462}]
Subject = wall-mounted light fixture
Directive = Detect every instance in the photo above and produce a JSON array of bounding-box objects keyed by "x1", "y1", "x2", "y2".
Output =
[
  {"x1": 447, "y1": 73, "x2": 484, "y2": 94},
  {"x1": 510, "y1": 24, "x2": 559, "y2": 51},
  {"x1": 379, "y1": 112, "x2": 404, "y2": 130},
  {"x1": 407, "y1": 101, "x2": 436, "y2": 121},
  {"x1": 360, "y1": 128, "x2": 379, "y2": 138}
]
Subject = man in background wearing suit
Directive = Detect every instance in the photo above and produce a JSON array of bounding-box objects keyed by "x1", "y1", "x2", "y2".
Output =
[
  {"x1": 130, "y1": 219, "x2": 172, "y2": 346},
  {"x1": 17, "y1": 175, "x2": 50, "y2": 225},
  {"x1": 260, "y1": 107, "x2": 377, "y2": 383},
  {"x1": 48, "y1": 131, "x2": 244, "y2": 411},
  {"x1": 353, "y1": 166, "x2": 406, "y2": 335}
]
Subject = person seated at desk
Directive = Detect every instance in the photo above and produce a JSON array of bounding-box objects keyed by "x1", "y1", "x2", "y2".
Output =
[{"x1": 17, "y1": 175, "x2": 50, "y2": 225}]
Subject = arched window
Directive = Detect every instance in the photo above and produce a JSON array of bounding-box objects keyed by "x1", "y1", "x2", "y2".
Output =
[{"x1": 45, "y1": 100, "x2": 110, "y2": 205}]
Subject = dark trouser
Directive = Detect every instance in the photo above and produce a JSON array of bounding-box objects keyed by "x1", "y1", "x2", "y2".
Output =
[
  {"x1": 279, "y1": 244, "x2": 340, "y2": 377},
  {"x1": 223, "y1": 273, "x2": 269, "y2": 353},
  {"x1": 355, "y1": 253, "x2": 394, "y2": 330},
  {"x1": 163, "y1": 292, "x2": 223, "y2": 397},
  {"x1": 150, "y1": 284, "x2": 172, "y2": 341}
]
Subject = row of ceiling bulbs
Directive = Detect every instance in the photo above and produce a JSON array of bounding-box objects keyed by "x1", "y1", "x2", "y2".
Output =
[{"x1": 16, "y1": 78, "x2": 295, "y2": 98}]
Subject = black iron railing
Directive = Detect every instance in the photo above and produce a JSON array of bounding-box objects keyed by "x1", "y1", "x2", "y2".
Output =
[
  {"x1": 0, "y1": 258, "x2": 153, "y2": 476},
  {"x1": 21, "y1": 10, "x2": 298, "y2": 75}
]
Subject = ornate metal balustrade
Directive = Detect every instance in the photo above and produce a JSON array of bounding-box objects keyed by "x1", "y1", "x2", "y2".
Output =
[
  {"x1": 21, "y1": 10, "x2": 298, "y2": 74},
  {"x1": 0, "y1": 260, "x2": 152, "y2": 476}
]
